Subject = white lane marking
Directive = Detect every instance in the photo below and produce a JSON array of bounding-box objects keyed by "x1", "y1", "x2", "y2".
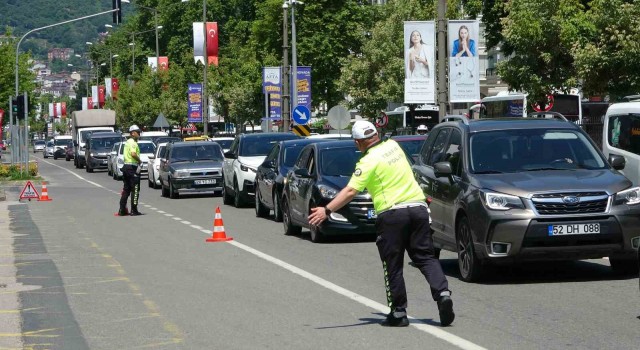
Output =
[
  {"x1": 40, "y1": 157, "x2": 485, "y2": 349},
  {"x1": 143, "y1": 204, "x2": 152, "y2": 208},
  {"x1": 189, "y1": 225, "x2": 202, "y2": 230},
  {"x1": 149, "y1": 207, "x2": 157, "y2": 210},
  {"x1": 200, "y1": 229, "x2": 210, "y2": 234},
  {"x1": 39, "y1": 158, "x2": 105, "y2": 188},
  {"x1": 164, "y1": 213, "x2": 173, "y2": 217},
  {"x1": 228, "y1": 240, "x2": 485, "y2": 350},
  {"x1": 181, "y1": 221, "x2": 191, "y2": 225}
]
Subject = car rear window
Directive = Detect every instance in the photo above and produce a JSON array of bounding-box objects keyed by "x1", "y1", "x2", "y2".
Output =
[
  {"x1": 138, "y1": 143, "x2": 156, "y2": 154},
  {"x1": 171, "y1": 144, "x2": 223, "y2": 161}
]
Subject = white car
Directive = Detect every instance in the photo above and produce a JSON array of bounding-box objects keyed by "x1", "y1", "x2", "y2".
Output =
[
  {"x1": 148, "y1": 142, "x2": 169, "y2": 189},
  {"x1": 222, "y1": 133, "x2": 299, "y2": 207},
  {"x1": 43, "y1": 140, "x2": 55, "y2": 158},
  {"x1": 209, "y1": 137, "x2": 234, "y2": 153},
  {"x1": 107, "y1": 142, "x2": 122, "y2": 178},
  {"x1": 33, "y1": 140, "x2": 46, "y2": 153},
  {"x1": 110, "y1": 140, "x2": 156, "y2": 180}
]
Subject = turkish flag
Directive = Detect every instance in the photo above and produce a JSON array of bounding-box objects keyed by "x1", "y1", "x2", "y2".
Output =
[
  {"x1": 112, "y1": 78, "x2": 119, "y2": 100},
  {"x1": 98, "y1": 85, "x2": 106, "y2": 107},
  {"x1": 55, "y1": 103, "x2": 62, "y2": 118},
  {"x1": 158, "y1": 56, "x2": 169, "y2": 71},
  {"x1": 87, "y1": 97, "x2": 94, "y2": 110},
  {"x1": 61, "y1": 102, "x2": 67, "y2": 117},
  {"x1": 206, "y1": 22, "x2": 218, "y2": 66},
  {"x1": 0, "y1": 109, "x2": 3, "y2": 140}
]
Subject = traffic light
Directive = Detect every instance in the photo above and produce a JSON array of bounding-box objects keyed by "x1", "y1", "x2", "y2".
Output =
[
  {"x1": 16, "y1": 94, "x2": 26, "y2": 120},
  {"x1": 112, "y1": 0, "x2": 122, "y2": 24},
  {"x1": 11, "y1": 98, "x2": 18, "y2": 115}
]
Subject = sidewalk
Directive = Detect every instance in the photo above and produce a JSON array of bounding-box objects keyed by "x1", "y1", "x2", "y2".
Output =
[{"x1": 0, "y1": 199, "x2": 25, "y2": 349}]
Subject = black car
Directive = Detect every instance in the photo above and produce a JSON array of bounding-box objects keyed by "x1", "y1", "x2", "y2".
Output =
[
  {"x1": 391, "y1": 134, "x2": 428, "y2": 162},
  {"x1": 85, "y1": 132, "x2": 124, "y2": 173},
  {"x1": 281, "y1": 140, "x2": 376, "y2": 242},
  {"x1": 65, "y1": 141, "x2": 75, "y2": 161},
  {"x1": 255, "y1": 138, "x2": 332, "y2": 221}
]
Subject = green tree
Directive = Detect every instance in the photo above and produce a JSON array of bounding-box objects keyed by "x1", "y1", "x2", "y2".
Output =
[
  {"x1": 488, "y1": 0, "x2": 590, "y2": 102},
  {"x1": 0, "y1": 34, "x2": 36, "y2": 126},
  {"x1": 573, "y1": 0, "x2": 640, "y2": 100}
]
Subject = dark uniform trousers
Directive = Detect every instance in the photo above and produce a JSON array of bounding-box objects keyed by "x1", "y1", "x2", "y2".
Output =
[
  {"x1": 119, "y1": 164, "x2": 140, "y2": 212},
  {"x1": 375, "y1": 205, "x2": 449, "y2": 311}
]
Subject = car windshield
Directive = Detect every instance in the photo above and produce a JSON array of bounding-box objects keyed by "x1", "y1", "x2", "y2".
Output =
[
  {"x1": 35, "y1": 141, "x2": 45, "y2": 146},
  {"x1": 283, "y1": 145, "x2": 306, "y2": 167},
  {"x1": 470, "y1": 129, "x2": 607, "y2": 173},
  {"x1": 212, "y1": 139, "x2": 233, "y2": 149},
  {"x1": 47, "y1": 141, "x2": 54, "y2": 147},
  {"x1": 54, "y1": 138, "x2": 70, "y2": 146},
  {"x1": 171, "y1": 144, "x2": 223, "y2": 161},
  {"x1": 138, "y1": 143, "x2": 156, "y2": 154},
  {"x1": 320, "y1": 147, "x2": 362, "y2": 177},
  {"x1": 396, "y1": 139, "x2": 424, "y2": 158},
  {"x1": 91, "y1": 137, "x2": 121, "y2": 150},
  {"x1": 239, "y1": 136, "x2": 298, "y2": 156}
]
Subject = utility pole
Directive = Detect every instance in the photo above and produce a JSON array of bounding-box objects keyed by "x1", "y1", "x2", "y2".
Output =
[
  {"x1": 282, "y1": 1, "x2": 290, "y2": 132},
  {"x1": 437, "y1": 0, "x2": 447, "y2": 121},
  {"x1": 202, "y1": 0, "x2": 209, "y2": 136}
]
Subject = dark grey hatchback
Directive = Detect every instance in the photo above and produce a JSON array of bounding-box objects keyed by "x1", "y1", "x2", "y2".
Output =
[
  {"x1": 159, "y1": 141, "x2": 224, "y2": 199},
  {"x1": 413, "y1": 117, "x2": 640, "y2": 282}
]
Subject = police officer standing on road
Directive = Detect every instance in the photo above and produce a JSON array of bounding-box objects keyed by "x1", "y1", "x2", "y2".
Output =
[
  {"x1": 309, "y1": 120, "x2": 454, "y2": 327},
  {"x1": 118, "y1": 125, "x2": 143, "y2": 216}
]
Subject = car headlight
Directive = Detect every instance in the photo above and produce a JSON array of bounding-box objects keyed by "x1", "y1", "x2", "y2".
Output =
[
  {"x1": 318, "y1": 184, "x2": 339, "y2": 199},
  {"x1": 614, "y1": 187, "x2": 640, "y2": 205},
  {"x1": 240, "y1": 163, "x2": 257, "y2": 173},
  {"x1": 90, "y1": 152, "x2": 95, "y2": 157},
  {"x1": 174, "y1": 170, "x2": 189, "y2": 178},
  {"x1": 482, "y1": 191, "x2": 524, "y2": 211}
]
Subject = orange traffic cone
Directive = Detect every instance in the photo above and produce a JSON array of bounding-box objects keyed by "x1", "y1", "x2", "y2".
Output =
[
  {"x1": 38, "y1": 182, "x2": 52, "y2": 201},
  {"x1": 206, "y1": 207, "x2": 233, "y2": 242}
]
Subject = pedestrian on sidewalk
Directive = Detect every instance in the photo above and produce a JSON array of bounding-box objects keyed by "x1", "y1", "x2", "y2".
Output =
[
  {"x1": 118, "y1": 125, "x2": 143, "y2": 216},
  {"x1": 308, "y1": 120, "x2": 454, "y2": 327}
]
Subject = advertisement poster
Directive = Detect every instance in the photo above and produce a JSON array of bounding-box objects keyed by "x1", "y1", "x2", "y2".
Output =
[
  {"x1": 404, "y1": 21, "x2": 435, "y2": 104},
  {"x1": 262, "y1": 67, "x2": 282, "y2": 121},
  {"x1": 295, "y1": 66, "x2": 312, "y2": 111},
  {"x1": 448, "y1": 20, "x2": 480, "y2": 103},
  {"x1": 187, "y1": 83, "x2": 203, "y2": 123}
]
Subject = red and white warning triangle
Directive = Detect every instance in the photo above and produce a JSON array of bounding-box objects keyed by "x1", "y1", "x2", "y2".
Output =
[{"x1": 19, "y1": 181, "x2": 40, "y2": 200}]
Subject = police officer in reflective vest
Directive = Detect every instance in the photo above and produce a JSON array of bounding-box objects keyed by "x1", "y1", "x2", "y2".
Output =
[
  {"x1": 118, "y1": 125, "x2": 142, "y2": 216},
  {"x1": 308, "y1": 120, "x2": 454, "y2": 327}
]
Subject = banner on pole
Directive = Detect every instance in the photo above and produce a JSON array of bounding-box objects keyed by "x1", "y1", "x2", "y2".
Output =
[
  {"x1": 295, "y1": 66, "x2": 312, "y2": 111},
  {"x1": 262, "y1": 67, "x2": 282, "y2": 121},
  {"x1": 206, "y1": 22, "x2": 219, "y2": 66},
  {"x1": 448, "y1": 20, "x2": 480, "y2": 103},
  {"x1": 187, "y1": 83, "x2": 203, "y2": 123},
  {"x1": 404, "y1": 21, "x2": 436, "y2": 104},
  {"x1": 193, "y1": 22, "x2": 205, "y2": 65}
]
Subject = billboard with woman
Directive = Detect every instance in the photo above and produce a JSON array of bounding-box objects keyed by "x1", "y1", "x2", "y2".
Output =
[
  {"x1": 448, "y1": 20, "x2": 480, "y2": 102},
  {"x1": 404, "y1": 21, "x2": 435, "y2": 104}
]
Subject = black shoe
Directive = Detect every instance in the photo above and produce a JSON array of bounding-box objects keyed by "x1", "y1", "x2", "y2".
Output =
[
  {"x1": 380, "y1": 314, "x2": 409, "y2": 327},
  {"x1": 130, "y1": 210, "x2": 143, "y2": 216},
  {"x1": 437, "y1": 295, "x2": 455, "y2": 327},
  {"x1": 117, "y1": 209, "x2": 128, "y2": 216}
]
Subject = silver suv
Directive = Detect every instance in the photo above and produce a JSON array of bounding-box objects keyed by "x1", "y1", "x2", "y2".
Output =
[{"x1": 412, "y1": 117, "x2": 640, "y2": 282}]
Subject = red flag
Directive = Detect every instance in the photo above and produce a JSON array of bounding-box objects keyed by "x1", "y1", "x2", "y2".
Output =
[
  {"x1": 61, "y1": 102, "x2": 67, "y2": 117},
  {"x1": 98, "y1": 85, "x2": 106, "y2": 107},
  {"x1": 0, "y1": 109, "x2": 4, "y2": 141},
  {"x1": 112, "y1": 78, "x2": 119, "y2": 100},
  {"x1": 158, "y1": 56, "x2": 169, "y2": 71},
  {"x1": 206, "y1": 22, "x2": 218, "y2": 66},
  {"x1": 87, "y1": 97, "x2": 94, "y2": 110},
  {"x1": 55, "y1": 103, "x2": 61, "y2": 117}
]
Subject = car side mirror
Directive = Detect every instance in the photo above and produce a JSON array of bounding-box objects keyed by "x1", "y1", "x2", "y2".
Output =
[
  {"x1": 434, "y1": 161, "x2": 453, "y2": 178},
  {"x1": 294, "y1": 168, "x2": 312, "y2": 178},
  {"x1": 73, "y1": 141, "x2": 78, "y2": 147},
  {"x1": 608, "y1": 154, "x2": 625, "y2": 170},
  {"x1": 224, "y1": 151, "x2": 237, "y2": 159}
]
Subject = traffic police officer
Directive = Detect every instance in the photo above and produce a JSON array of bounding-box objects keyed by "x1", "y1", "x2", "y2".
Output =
[
  {"x1": 309, "y1": 120, "x2": 454, "y2": 327},
  {"x1": 118, "y1": 125, "x2": 142, "y2": 216}
]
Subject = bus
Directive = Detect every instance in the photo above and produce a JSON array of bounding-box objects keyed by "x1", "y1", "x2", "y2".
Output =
[
  {"x1": 383, "y1": 105, "x2": 439, "y2": 135},
  {"x1": 479, "y1": 92, "x2": 583, "y2": 122}
]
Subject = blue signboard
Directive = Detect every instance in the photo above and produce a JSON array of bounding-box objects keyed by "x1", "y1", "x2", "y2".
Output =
[
  {"x1": 292, "y1": 105, "x2": 310, "y2": 125},
  {"x1": 294, "y1": 66, "x2": 312, "y2": 111},
  {"x1": 187, "y1": 83, "x2": 203, "y2": 123}
]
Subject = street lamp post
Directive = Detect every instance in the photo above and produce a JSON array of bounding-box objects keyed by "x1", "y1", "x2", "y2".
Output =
[
  {"x1": 122, "y1": 0, "x2": 160, "y2": 70},
  {"x1": 282, "y1": 1, "x2": 290, "y2": 132},
  {"x1": 110, "y1": 54, "x2": 119, "y2": 77},
  {"x1": 290, "y1": 0, "x2": 303, "y2": 112}
]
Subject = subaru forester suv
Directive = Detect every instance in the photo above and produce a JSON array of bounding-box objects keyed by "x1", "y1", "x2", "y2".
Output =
[{"x1": 412, "y1": 116, "x2": 640, "y2": 282}]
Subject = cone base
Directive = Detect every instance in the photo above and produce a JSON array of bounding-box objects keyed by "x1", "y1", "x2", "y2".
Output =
[
  {"x1": 206, "y1": 237, "x2": 233, "y2": 242},
  {"x1": 38, "y1": 198, "x2": 52, "y2": 201}
]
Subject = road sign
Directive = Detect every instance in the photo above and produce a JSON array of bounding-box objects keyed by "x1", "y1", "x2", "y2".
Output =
[
  {"x1": 19, "y1": 181, "x2": 40, "y2": 201},
  {"x1": 327, "y1": 105, "x2": 350, "y2": 130},
  {"x1": 292, "y1": 124, "x2": 311, "y2": 137},
  {"x1": 376, "y1": 112, "x2": 389, "y2": 128},
  {"x1": 531, "y1": 94, "x2": 554, "y2": 112},
  {"x1": 292, "y1": 105, "x2": 311, "y2": 125}
]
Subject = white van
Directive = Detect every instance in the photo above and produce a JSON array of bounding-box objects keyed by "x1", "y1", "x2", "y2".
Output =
[
  {"x1": 52, "y1": 135, "x2": 73, "y2": 160},
  {"x1": 140, "y1": 131, "x2": 168, "y2": 144},
  {"x1": 602, "y1": 102, "x2": 640, "y2": 185}
]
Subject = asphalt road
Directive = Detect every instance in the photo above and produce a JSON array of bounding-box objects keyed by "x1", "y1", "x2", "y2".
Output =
[{"x1": 1, "y1": 152, "x2": 639, "y2": 349}]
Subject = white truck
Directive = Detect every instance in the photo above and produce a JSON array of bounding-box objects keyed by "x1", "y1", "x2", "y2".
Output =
[{"x1": 71, "y1": 110, "x2": 117, "y2": 168}]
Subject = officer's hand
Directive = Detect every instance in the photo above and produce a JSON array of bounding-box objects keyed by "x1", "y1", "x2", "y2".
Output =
[{"x1": 308, "y1": 207, "x2": 328, "y2": 226}]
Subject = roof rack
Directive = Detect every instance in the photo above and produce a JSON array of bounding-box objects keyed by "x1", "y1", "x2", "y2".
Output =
[
  {"x1": 526, "y1": 112, "x2": 568, "y2": 121},
  {"x1": 441, "y1": 115, "x2": 469, "y2": 125}
]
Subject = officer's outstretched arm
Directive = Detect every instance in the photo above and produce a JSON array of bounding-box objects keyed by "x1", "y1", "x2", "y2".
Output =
[{"x1": 309, "y1": 186, "x2": 358, "y2": 226}]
